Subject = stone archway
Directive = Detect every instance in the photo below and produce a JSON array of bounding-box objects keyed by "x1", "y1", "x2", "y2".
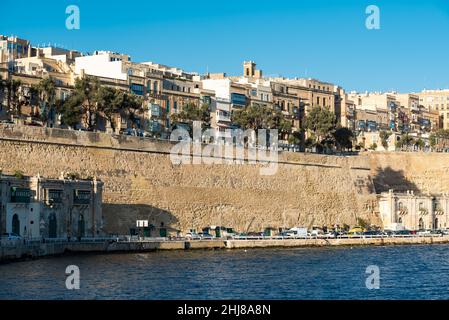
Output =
[
  {"x1": 12, "y1": 214, "x2": 20, "y2": 235},
  {"x1": 419, "y1": 218, "x2": 424, "y2": 230}
]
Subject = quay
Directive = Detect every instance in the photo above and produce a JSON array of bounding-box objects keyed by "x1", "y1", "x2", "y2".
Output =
[{"x1": 2, "y1": 235, "x2": 449, "y2": 263}]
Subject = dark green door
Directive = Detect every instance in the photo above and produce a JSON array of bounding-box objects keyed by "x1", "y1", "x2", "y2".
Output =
[
  {"x1": 49, "y1": 214, "x2": 57, "y2": 238},
  {"x1": 215, "y1": 228, "x2": 221, "y2": 238},
  {"x1": 160, "y1": 228, "x2": 167, "y2": 237},
  {"x1": 12, "y1": 214, "x2": 20, "y2": 235},
  {"x1": 78, "y1": 215, "x2": 85, "y2": 238}
]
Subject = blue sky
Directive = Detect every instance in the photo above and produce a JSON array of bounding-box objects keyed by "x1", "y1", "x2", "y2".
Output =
[{"x1": 2, "y1": 0, "x2": 449, "y2": 92}]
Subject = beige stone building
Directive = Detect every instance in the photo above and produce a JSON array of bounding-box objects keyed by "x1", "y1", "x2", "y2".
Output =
[
  {"x1": 379, "y1": 190, "x2": 449, "y2": 230},
  {"x1": 0, "y1": 173, "x2": 103, "y2": 239},
  {"x1": 416, "y1": 89, "x2": 449, "y2": 129}
]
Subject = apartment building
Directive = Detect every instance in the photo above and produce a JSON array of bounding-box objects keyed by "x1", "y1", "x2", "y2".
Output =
[
  {"x1": 416, "y1": 89, "x2": 449, "y2": 129},
  {"x1": 75, "y1": 51, "x2": 199, "y2": 135}
]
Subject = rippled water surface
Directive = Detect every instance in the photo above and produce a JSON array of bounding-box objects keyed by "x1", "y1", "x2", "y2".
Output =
[{"x1": 1, "y1": 245, "x2": 449, "y2": 299}]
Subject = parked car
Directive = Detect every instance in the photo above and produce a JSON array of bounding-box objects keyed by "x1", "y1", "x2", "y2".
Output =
[
  {"x1": 394, "y1": 230, "x2": 413, "y2": 236},
  {"x1": 1, "y1": 232, "x2": 22, "y2": 240},
  {"x1": 417, "y1": 229, "x2": 431, "y2": 236},
  {"x1": 247, "y1": 232, "x2": 264, "y2": 237},
  {"x1": 363, "y1": 230, "x2": 383, "y2": 236},
  {"x1": 323, "y1": 232, "x2": 336, "y2": 238},
  {"x1": 185, "y1": 232, "x2": 201, "y2": 240},
  {"x1": 430, "y1": 229, "x2": 445, "y2": 236},
  {"x1": 198, "y1": 232, "x2": 214, "y2": 240}
]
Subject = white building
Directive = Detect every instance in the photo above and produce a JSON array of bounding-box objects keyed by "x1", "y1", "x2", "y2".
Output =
[{"x1": 379, "y1": 190, "x2": 449, "y2": 231}]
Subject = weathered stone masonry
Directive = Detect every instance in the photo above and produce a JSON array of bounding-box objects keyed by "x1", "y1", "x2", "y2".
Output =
[{"x1": 6, "y1": 125, "x2": 438, "y2": 234}]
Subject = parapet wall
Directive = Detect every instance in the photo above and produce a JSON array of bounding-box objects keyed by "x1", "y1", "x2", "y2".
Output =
[{"x1": 0, "y1": 125, "x2": 384, "y2": 234}]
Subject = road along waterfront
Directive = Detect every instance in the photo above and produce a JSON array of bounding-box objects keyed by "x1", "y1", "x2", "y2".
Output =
[{"x1": 2, "y1": 234, "x2": 449, "y2": 263}]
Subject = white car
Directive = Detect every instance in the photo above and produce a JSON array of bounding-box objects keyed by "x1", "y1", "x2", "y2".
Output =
[
  {"x1": 185, "y1": 232, "x2": 201, "y2": 240},
  {"x1": 1, "y1": 232, "x2": 22, "y2": 240}
]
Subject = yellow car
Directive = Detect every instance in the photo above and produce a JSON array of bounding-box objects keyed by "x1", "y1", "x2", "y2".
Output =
[{"x1": 348, "y1": 227, "x2": 364, "y2": 233}]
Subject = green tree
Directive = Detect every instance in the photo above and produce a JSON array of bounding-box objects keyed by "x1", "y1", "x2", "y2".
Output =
[
  {"x1": 379, "y1": 131, "x2": 391, "y2": 150},
  {"x1": 233, "y1": 103, "x2": 292, "y2": 134},
  {"x1": 35, "y1": 77, "x2": 57, "y2": 125},
  {"x1": 415, "y1": 138, "x2": 425, "y2": 150},
  {"x1": 288, "y1": 131, "x2": 302, "y2": 145},
  {"x1": 115, "y1": 91, "x2": 144, "y2": 129},
  {"x1": 332, "y1": 127, "x2": 354, "y2": 151},
  {"x1": 67, "y1": 76, "x2": 100, "y2": 130},
  {"x1": 171, "y1": 102, "x2": 210, "y2": 129},
  {"x1": 303, "y1": 106, "x2": 336, "y2": 144},
  {"x1": 396, "y1": 133, "x2": 414, "y2": 151},
  {"x1": 5, "y1": 79, "x2": 22, "y2": 117},
  {"x1": 60, "y1": 93, "x2": 84, "y2": 128},
  {"x1": 96, "y1": 86, "x2": 121, "y2": 131},
  {"x1": 369, "y1": 143, "x2": 378, "y2": 150}
]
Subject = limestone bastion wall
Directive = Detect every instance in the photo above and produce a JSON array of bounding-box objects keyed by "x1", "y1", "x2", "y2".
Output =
[{"x1": 0, "y1": 124, "x2": 386, "y2": 234}]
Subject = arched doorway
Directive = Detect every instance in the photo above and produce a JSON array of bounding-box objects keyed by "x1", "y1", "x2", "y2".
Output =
[
  {"x1": 398, "y1": 217, "x2": 402, "y2": 224},
  {"x1": 419, "y1": 218, "x2": 424, "y2": 230},
  {"x1": 49, "y1": 214, "x2": 57, "y2": 238},
  {"x1": 434, "y1": 218, "x2": 439, "y2": 230},
  {"x1": 78, "y1": 215, "x2": 85, "y2": 238},
  {"x1": 12, "y1": 214, "x2": 20, "y2": 235}
]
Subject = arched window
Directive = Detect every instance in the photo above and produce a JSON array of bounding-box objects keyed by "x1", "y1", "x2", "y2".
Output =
[
  {"x1": 49, "y1": 214, "x2": 57, "y2": 238},
  {"x1": 78, "y1": 215, "x2": 85, "y2": 238},
  {"x1": 419, "y1": 218, "x2": 424, "y2": 230},
  {"x1": 12, "y1": 214, "x2": 20, "y2": 235},
  {"x1": 398, "y1": 217, "x2": 403, "y2": 224}
]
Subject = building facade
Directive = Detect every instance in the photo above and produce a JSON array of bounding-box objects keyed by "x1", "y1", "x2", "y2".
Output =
[
  {"x1": 417, "y1": 89, "x2": 449, "y2": 130},
  {"x1": 379, "y1": 190, "x2": 449, "y2": 230},
  {"x1": 0, "y1": 174, "x2": 103, "y2": 239}
]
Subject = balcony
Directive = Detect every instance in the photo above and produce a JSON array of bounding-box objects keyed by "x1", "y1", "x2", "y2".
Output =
[
  {"x1": 419, "y1": 208, "x2": 429, "y2": 216},
  {"x1": 73, "y1": 190, "x2": 91, "y2": 205},
  {"x1": 216, "y1": 112, "x2": 231, "y2": 123},
  {"x1": 46, "y1": 189, "x2": 63, "y2": 205},
  {"x1": 10, "y1": 187, "x2": 31, "y2": 203}
]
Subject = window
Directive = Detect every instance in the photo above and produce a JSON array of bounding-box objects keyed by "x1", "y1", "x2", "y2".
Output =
[
  {"x1": 11, "y1": 187, "x2": 31, "y2": 203},
  {"x1": 47, "y1": 189, "x2": 63, "y2": 204},
  {"x1": 130, "y1": 83, "x2": 144, "y2": 96}
]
